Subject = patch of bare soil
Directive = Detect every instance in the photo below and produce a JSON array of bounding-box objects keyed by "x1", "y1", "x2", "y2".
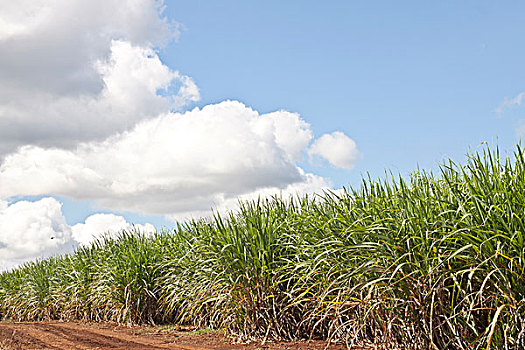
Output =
[{"x1": 0, "y1": 321, "x2": 351, "y2": 350}]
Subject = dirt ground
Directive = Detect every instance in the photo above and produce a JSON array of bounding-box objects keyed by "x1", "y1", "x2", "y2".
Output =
[{"x1": 0, "y1": 321, "x2": 351, "y2": 350}]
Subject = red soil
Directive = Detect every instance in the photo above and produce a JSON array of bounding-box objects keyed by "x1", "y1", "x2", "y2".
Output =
[{"x1": 0, "y1": 321, "x2": 352, "y2": 350}]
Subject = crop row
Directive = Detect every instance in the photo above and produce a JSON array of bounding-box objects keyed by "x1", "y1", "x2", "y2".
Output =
[{"x1": 1, "y1": 145, "x2": 524, "y2": 349}]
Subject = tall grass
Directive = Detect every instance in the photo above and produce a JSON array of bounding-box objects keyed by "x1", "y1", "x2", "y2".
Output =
[{"x1": 1, "y1": 144, "x2": 525, "y2": 349}]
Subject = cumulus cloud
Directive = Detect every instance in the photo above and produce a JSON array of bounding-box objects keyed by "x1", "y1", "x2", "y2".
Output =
[
  {"x1": 0, "y1": 1, "x2": 361, "y2": 268},
  {"x1": 308, "y1": 131, "x2": 359, "y2": 170},
  {"x1": 0, "y1": 0, "x2": 199, "y2": 156},
  {"x1": 169, "y1": 169, "x2": 330, "y2": 221},
  {"x1": 0, "y1": 198, "x2": 73, "y2": 270},
  {"x1": 0, "y1": 101, "x2": 330, "y2": 218},
  {"x1": 0, "y1": 198, "x2": 154, "y2": 270},
  {"x1": 71, "y1": 213, "x2": 155, "y2": 246},
  {"x1": 0, "y1": 0, "x2": 177, "y2": 93},
  {"x1": 495, "y1": 92, "x2": 525, "y2": 114}
]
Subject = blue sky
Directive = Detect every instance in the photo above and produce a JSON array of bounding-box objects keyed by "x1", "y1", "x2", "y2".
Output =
[
  {"x1": 164, "y1": 0, "x2": 525, "y2": 182},
  {"x1": 1, "y1": 0, "x2": 525, "y2": 268}
]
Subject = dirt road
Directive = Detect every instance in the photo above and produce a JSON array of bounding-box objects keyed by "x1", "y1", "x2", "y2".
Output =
[
  {"x1": 0, "y1": 321, "x2": 185, "y2": 350},
  {"x1": 0, "y1": 321, "x2": 347, "y2": 350}
]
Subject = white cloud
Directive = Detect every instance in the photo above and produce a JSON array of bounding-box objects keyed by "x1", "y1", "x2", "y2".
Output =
[
  {"x1": 71, "y1": 213, "x2": 155, "y2": 246},
  {"x1": 255, "y1": 111, "x2": 313, "y2": 161},
  {"x1": 0, "y1": 0, "x2": 198, "y2": 156},
  {"x1": 0, "y1": 0, "x2": 177, "y2": 93},
  {"x1": 169, "y1": 169, "x2": 331, "y2": 221},
  {"x1": 308, "y1": 131, "x2": 359, "y2": 170},
  {"x1": 495, "y1": 92, "x2": 525, "y2": 114},
  {"x1": 0, "y1": 198, "x2": 154, "y2": 270},
  {"x1": 0, "y1": 1, "x2": 361, "y2": 268},
  {"x1": 0, "y1": 198, "x2": 74, "y2": 270},
  {"x1": 0, "y1": 101, "x2": 330, "y2": 218}
]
